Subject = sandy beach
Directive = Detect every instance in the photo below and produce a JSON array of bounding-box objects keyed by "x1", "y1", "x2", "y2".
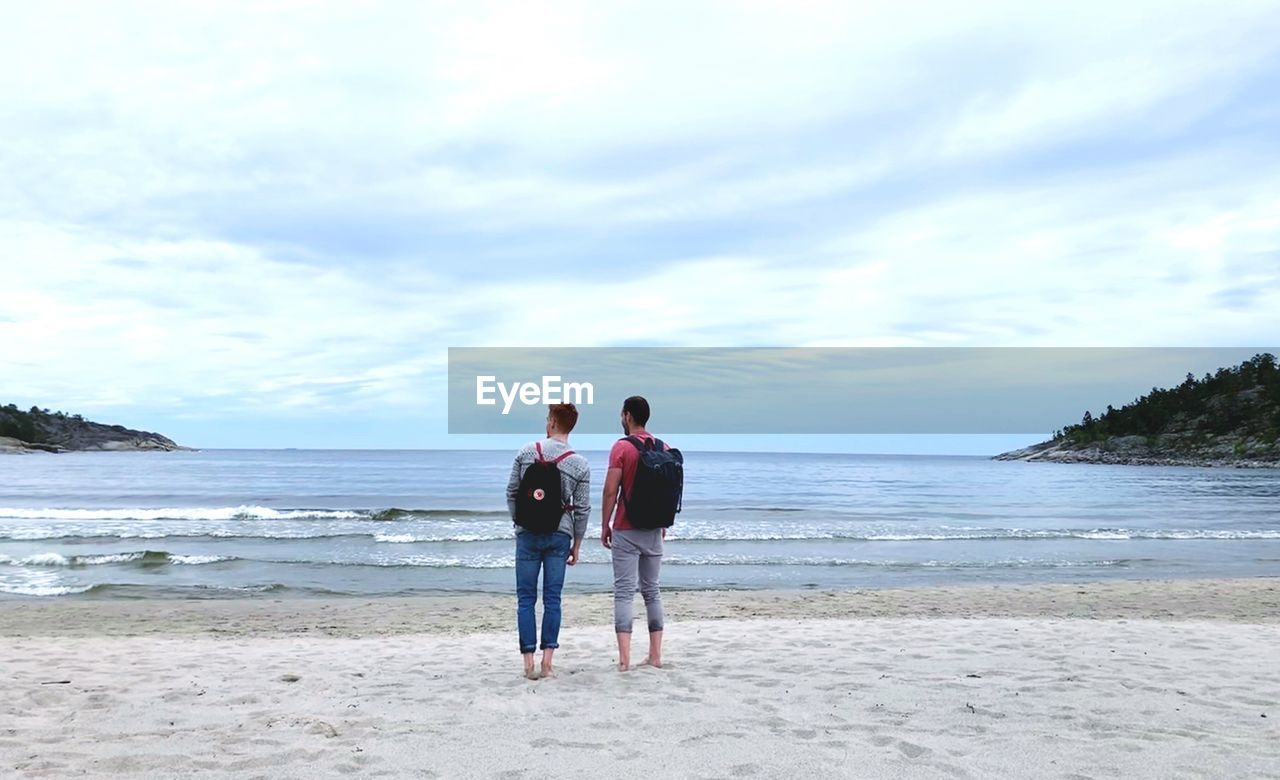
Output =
[{"x1": 3, "y1": 578, "x2": 1278, "y2": 778}]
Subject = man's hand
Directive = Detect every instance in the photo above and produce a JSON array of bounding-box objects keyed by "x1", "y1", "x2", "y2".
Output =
[
  {"x1": 601, "y1": 466, "x2": 621, "y2": 550},
  {"x1": 567, "y1": 543, "x2": 581, "y2": 566}
]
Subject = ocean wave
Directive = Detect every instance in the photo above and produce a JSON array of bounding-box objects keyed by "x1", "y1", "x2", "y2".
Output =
[
  {"x1": 712, "y1": 506, "x2": 807, "y2": 513},
  {"x1": 671, "y1": 528, "x2": 1280, "y2": 542},
  {"x1": 189, "y1": 583, "x2": 289, "y2": 593},
  {"x1": 370, "y1": 508, "x2": 501, "y2": 521},
  {"x1": 364, "y1": 555, "x2": 512, "y2": 569},
  {"x1": 663, "y1": 556, "x2": 1140, "y2": 568},
  {"x1": 0, "y1": 506, "x2": 364, "y2": 522},
  {"x1": 308, "y1": 555, "x2": 1143, "y2": 570},
  {"x1": 0, "y1": 529, "x2": 368, "y2": 541},
  {"x1": 0, "y1": 582, "x2": 362, "y2": 599},
  {"x1": 0, "y1": 582, "x2": 99, "y2": 596},
  {"x1": 0, "y1": 551, "x2": 506, "y2": 570},
  {"x1": 0, "y1": 582, "x2": 294, "y2": 598},
  {"x1": 0, "y1": 551, "x2": 236, "y2": 567},
  {"x1": 0, "y1": 505, "x2": 509, "y2": 525},
  {"x1": 4, "y1": 525, "x2": 1278, "y2": 544},
  {"x1": 165, "y1": 554, "x2": 1140, "y2": 570},
  {"x1": 373, "y1": 532, "x2": 499, "y2": 543},
  {"x1": 170, "y1": 554, "x2": 235, "y2": 565}
]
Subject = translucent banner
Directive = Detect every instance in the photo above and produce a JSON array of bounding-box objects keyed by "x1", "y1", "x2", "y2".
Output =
[{"x1": 447, "y1": 347, "x2": 1275, "y2": 434}]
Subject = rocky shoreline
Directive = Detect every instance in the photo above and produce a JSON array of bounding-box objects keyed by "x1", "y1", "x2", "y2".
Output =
[
  {"x1": 0, "y1": 436, "x2": 65, "y2": 454},
  {"x1": 994, "y1": 435, "x2": 1280, "y2": 468},
  {"x1": 0, "y1": 435, "x2": 190, "y2": 454},
  {"x1": 0, "y1": 406, "x2": 189, "y2": 454}
]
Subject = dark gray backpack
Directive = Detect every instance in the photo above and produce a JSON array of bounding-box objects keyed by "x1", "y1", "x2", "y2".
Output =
[{"x1": 620, "y1": 436, "x2": 683, "y2": 529}]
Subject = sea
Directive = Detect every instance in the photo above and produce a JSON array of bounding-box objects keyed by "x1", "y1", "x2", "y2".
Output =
[{"x1": 1, "y1": 449, "x2": 1278, "y2": 598}]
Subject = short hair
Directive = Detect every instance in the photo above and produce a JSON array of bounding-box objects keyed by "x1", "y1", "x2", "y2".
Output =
[
  {"x1": 622, "y1": 396, "x2": 650, "y2": 426},
  {"x1": 548, "y1": 403, "x2": 579, "y2": 433}
]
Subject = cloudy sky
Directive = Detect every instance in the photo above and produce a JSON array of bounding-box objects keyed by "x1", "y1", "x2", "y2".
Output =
[{"x1": 2, "y1": 0, "x2": 1278, "y2": 449}]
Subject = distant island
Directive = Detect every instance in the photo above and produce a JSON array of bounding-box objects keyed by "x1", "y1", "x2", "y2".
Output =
[
  {"x1": 995, "y1": 353, "x2": 1280, "y2": 468},
  {"x1": 0, "y1": 404, "x2": 187, "y2": 453}
]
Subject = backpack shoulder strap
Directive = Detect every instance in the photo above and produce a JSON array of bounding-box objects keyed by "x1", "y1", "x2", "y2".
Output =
[
  {"x1": 537, "y1": 441, "x2": 575, "y2": 465},
  {"x1": 617, "y1": 437, "x2": 642, "y2": 514}
]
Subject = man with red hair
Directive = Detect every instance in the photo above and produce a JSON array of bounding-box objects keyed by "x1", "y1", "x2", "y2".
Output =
[{"x1": 506, "y1": 403, "x2": 591, "y2": 680}]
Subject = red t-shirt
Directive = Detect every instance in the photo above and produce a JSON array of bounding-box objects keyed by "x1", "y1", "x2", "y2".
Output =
[{"x1": 608, "y1": 432, "x2": 668, "y2": 530}]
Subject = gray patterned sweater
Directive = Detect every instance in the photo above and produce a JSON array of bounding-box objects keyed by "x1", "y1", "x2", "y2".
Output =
[{"x1": 505, "y1": 439, "x2": 591, "y2": 541}]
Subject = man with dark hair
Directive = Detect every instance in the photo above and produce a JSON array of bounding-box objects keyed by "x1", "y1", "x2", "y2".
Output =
[
  {"x1": 601, "y1": 395, "x2": 677, "y2": 671},
  {"x1": 507, "y1": 403, "x2": 590, "y2": 680},
  {"x1": 622, "y1": 395, "x2": 649, "y2": 428}
]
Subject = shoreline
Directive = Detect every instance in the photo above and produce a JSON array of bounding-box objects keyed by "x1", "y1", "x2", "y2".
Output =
[
  {"x1": 3, "y1": 577, "x2": 1276, "y2": 638},
  {"x1": 995, "y1": 454, "x2": 1280, "y2": 468},
  {"x1": 993, "y1": 439, "x2": 1280, "y2": 468}
]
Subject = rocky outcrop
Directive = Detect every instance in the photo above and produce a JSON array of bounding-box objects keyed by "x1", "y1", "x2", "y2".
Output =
[
  {"x1": 995, "y1": 353, "x2": 1280, "y2": 468},
  {"x1": 0, "y1": 405, "x2": 189, "y2": 453},
  {"x1": 993, "y1": 434, "x2": 1280, "y2": 468},
  {"x1": 0, "y1": 436, "x2": 65, "y2": 453}
]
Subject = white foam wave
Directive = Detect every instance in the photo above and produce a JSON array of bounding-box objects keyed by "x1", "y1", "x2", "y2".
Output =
[
  {"x1": 0, "y1": 583, "x2": 96, "y2": 596},
  {"x1": 0, "y1": 551, "x2": 232, "y2": 567},
  {"x1": 169, "y1": 554, "x2": 235, "y2": 565},
  {"x1": 5, "y1": 526, "x2": 1280, "y2": 543},
  {"x1": 373, "y1": 533, "x2": 501, "y2": 543},
  {"x1": 678, "y1": 529, "x2": 1280, "y2": 542},
  {"x1": 0, "y1": 506, "x2": 364, "y2": 521},
  {"x1": 374, "y1": 534, "x2": 418, "y2": 544},
  {"x1": 3, "y1": 552, "x2": 71, "y2": 566},
  {"x1": 662, "y1": 556, "x2": 1134, "y2": 568},
  {"x1": 0, "y1": 552, "x2": 144, "y2": 566},
  {"x1": 378, "y1": 555, "x2": 512, "y2": 569},
  {"x1": 79, "y1": 552, "x2": 147, "y2": 565}
]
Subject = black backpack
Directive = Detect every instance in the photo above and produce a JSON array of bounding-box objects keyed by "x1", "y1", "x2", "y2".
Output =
[
  {"x1": 620, "y1": 436, "x2": 683, "y2": 529},
  {"x1": 515, "y1": 442, "x2": 574, "y2": 534}
]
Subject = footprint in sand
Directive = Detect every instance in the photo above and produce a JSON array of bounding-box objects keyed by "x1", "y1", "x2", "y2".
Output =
[
  {"x1": 896, "y1": 740, "x2": 931, "y2": 759},
  {"x1": 308, "y1": 720, "x2": 339, "y2": 738}
]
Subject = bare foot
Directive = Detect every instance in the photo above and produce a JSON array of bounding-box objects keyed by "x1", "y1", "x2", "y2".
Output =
[
  {"x1": 523, "y1": 665, "x2": 540, "y2": 681},
  {"x1": 540, "y1": 665, "x2": 556, "y2": 679},
  {"x1": 639, "y1": 657, "x2": 663, "y2": 669},
  {"x1": 617, "y1": 662, "x2": 630, "y2": 673}
]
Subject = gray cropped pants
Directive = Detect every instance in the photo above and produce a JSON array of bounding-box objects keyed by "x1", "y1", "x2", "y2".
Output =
[{"x1": 612, "y1": 528, "x2": 665, "y2": 634}]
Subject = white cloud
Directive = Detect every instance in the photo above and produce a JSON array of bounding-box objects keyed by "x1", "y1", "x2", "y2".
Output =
[
  {"x1": 3, "y1": 1, "x2": 1276, "y2": 225},
  {"x1": 0, "y1": 0, "x2": 1277, "y2": 440}
]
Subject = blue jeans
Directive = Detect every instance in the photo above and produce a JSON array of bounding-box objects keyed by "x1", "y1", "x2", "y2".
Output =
[{"x1": 516, "y1": 531, "x2": 571, "y2": 653}]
